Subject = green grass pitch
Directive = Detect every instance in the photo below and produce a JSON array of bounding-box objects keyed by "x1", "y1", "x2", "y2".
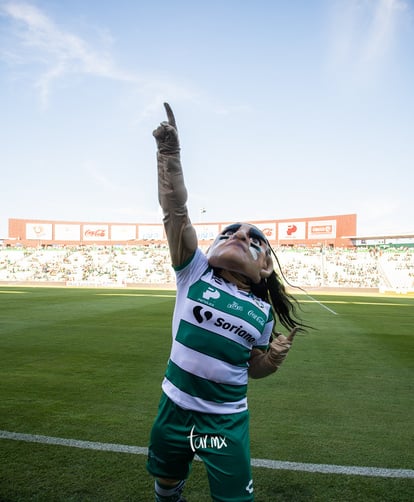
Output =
[{"x1": 0, "y1": 286, "x2": 413, "y2": 501}]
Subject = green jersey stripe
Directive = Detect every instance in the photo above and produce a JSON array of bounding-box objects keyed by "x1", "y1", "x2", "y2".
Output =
[
  {"x1": 166, "y1": 360, "x2": 247, "y2": 403},
  {"x1": 176, "y1": 319, "x2": 250, "y2": 367}
]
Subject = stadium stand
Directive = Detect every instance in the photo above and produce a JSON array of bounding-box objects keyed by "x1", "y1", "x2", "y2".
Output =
[{"x1": 1, "y1": 245, "x2": 413, "y2": 292}]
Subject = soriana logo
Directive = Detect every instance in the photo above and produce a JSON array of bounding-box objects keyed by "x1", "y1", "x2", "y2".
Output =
[{"x1": 83, "y1": 225, "x2": 109, "y2": 240}]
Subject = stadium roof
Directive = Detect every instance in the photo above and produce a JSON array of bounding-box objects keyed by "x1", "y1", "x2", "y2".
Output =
[{"x1": 343, "y1": 233, "x2": 414, "y2": 240}]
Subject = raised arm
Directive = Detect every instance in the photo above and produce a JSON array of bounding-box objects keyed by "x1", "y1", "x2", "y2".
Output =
[{"x1": 153, "y1": 103, "x2": 198, "y2": 267}]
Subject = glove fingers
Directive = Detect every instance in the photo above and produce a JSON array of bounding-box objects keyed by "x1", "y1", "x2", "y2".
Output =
[
  {"x1": 287, "y1": 327, "x2": 299, "y2": 342},
  {"x1": 153, "y1": 104, "x2": 181, "y2": 155},
  {"x1": 153, "y1": 124, "x2": 166, "y2": 139},
  {"x1": 271, "y1": 337, "x2": 292, "y2": 355},
  {"x1": 164, "y1": 102, "x2": 177, "y2": 130}
]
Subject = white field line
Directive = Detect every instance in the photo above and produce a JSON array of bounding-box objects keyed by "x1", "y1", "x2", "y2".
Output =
[{"x1": 1, "y1": 430, "x2": 413, "y2": 479}]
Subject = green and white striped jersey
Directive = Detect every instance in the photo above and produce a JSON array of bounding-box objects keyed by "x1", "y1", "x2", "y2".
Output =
[{"x1": 162, "y1": 249, "x2": 274, "y2": 414}]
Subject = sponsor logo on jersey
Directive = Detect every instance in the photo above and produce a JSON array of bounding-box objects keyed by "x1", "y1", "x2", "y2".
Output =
[
  {"x1": 192, "y1": 305, "x2": 213, "y2": 323},
  {"x1": 227, "y1": 300, "x2": 244, "y2": 312},
  {"x1": 189, "y1": 278, "x2": 269, "y2": 331},
  {"x1": 202, "y1": 286, "x2": 220, "y2": 301},
  {"x1": 247, "y1": 309, "x2": 265, "y2": 327},
  {"x1": 192, "y1": 306, "x2": 256, "y2": 344}
]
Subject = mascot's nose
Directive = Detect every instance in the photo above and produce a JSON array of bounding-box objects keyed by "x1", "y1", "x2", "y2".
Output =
[{"x1": 232, "y1": 228, "x2": 248, "y2": 241}]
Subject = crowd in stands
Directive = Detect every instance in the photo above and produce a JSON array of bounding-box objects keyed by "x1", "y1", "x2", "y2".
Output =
[
  {"x1": 0, "y1": 244, "x2": 413, "y2": 292},
  {"x1": 0, "y1": 245, "x2": 173, "y2": 286}
]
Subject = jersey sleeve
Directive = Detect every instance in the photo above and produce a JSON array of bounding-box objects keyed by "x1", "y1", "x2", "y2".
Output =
[
  {"x1": 175, "y1": 248, "x2": 209, "y2": 289},
  {"x1": 254, "y1": 311, "x2": 274, "y2": 350}
]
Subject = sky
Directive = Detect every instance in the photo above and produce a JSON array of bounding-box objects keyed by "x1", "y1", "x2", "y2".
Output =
[{"x1": 1, "y1": 0, "x2": 413, "y2": 239}]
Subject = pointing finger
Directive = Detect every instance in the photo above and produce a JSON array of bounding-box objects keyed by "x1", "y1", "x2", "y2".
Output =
[
  {"x1": 163, "y1": 102, "x2": 177, "y2": 129},
  {"x1": 287, "y1": 327, "x2": 299, "y2": 342}
]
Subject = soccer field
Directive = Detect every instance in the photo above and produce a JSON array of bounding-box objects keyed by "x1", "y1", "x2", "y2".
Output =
[{"x1": 0, "y1": 286, "x2": 413, "y2": 501}]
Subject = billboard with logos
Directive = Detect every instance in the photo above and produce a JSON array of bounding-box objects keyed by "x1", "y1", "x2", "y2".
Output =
[
  {"x1": 26, "y1": 223, "x2": 53, "y2": 241},
  {"x1": 138, "y1": 225, "x2": 164, "y2": 241},
  {"x1": 7, "y1": 214, "x2": 357, "y2": 247},
  {"x1": 83, "y1": 225, "x2": 109, "y2": 241},
  {"x1": 111, "y1": 225, "x2": 137, "y2": 241},
  {"x1": 194, "y1": 224, "x2": 220, "y2": 241},
  {"x1": 308, "y1": 220, "x2": 337, "y2": 240},
  {"x1": 253, "y1": 222, "x2": 276, "y2": 241},
  {"x1": 278, "y1": 222, "x2": 306, "y2": 241},
  {"x1": 55, "y1": 224, "x2": 81, "y2": 241}
]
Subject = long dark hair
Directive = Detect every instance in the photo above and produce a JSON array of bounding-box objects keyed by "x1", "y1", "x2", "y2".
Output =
[
  {"x1": 251, "y1": 245, "x2": 309, "y2": 333},
  {"x1": 251, "y1": 270, "x2": 305, "y2": 331}
]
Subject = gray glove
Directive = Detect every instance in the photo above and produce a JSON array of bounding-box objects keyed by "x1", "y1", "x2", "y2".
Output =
[
  {"x1": 153, "y1": 103, "x2": 180, "y2": 155},
  {"x1": 153, "y1": 103, "x2": 196, "y2": 267},
  {"x1": 266, "y1": 329, "x2": 297, "y2": 368}
]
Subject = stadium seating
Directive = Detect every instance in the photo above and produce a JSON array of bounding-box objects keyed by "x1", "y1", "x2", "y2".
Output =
[{"x1": 0, "y1": 245, "x2": 413, "y2": 292}]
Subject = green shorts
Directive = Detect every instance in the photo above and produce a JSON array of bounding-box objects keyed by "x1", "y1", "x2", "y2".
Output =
[{"x1": 147, "y1": 393, "x2": 254, "y2": 502}]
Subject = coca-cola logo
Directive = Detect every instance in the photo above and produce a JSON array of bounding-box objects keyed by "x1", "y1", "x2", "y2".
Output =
[{"x1": 84, "y1": 229, "x2": 106, "y2": 237}]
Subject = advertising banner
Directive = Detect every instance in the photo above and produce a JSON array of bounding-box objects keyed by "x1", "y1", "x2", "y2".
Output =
[
  {"x1": 138, "y1": 225, "x2": 164, "y2": 240},
  {"x1": 83, "y1": 225, "x2": 109, "y2": 241},
  {"x1": 194, "y1": 224, "x2": 220, "y2": 241},
  {"x1": 55, "y1": 224, "x2": 81, "y2": 241},
  {"x1": 308, "y1": 220, "x2": 337, "y2": 239},
  {"x1": 26, "y1": 223, "x2": 53, "y2": 240},
  {"x1": 253, "y1": 222, "x2": 276, "y2": 241},
  {"x1": 278, "y1": 222, "x2": 306, "y2": 240},
  {"x1": 111, "y1": 225, "x2": 137, "y2": 241}
]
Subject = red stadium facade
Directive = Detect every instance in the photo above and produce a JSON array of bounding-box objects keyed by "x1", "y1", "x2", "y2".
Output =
[{"x1": 6, "y1": 214, "x2": 357, "y2": 248}]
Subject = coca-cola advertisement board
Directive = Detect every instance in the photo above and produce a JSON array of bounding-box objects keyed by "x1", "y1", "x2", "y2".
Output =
[{"x1": 83, "y1": 225, "x2": 109, "y2": 241}]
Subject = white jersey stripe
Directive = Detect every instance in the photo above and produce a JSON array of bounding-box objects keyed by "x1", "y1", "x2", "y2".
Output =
[
  {"x1": 170, "y1": 340, "x2": 248, "y2": 386},
  {"x1": 162, "y1": 379, "x2": 248, "y2": 414}
]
